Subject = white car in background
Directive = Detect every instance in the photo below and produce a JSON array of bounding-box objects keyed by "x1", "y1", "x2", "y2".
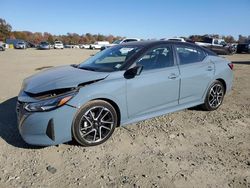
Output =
[
  {"x1": 101, "y1": 38, "x2": 141, "y2": 50},
  {"x1": 79, "y1": 44, "x2": 91, "y2": 49},
  {"x1": 54, "y1": 41, "x2": 64, "y2": 49},
  {"x1": 15, "y1": 41, "x2": 27, "y2": 49},
  {"x1": 90, "y1": 41, "x2": 109, "y2": 49},
  {"x1": 166, "y1": 37, "x2": 186, "y2": 42},
  {"x1": 0, "y1": 42, "x2": 5, "y2": 51},
  {"x1": 64, "y1": 44, "x2": 80, "y2": 49}
]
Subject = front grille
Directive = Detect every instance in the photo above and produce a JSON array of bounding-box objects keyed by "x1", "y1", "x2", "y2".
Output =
[{"x1": 16, "y1": 101, "x2": 26, "y2": 121}]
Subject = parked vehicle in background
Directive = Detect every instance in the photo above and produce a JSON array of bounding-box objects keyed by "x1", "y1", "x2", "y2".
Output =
[
  {"x1": 195, "y1": 37, "x2": 236, "y2": 55},
  {"x1": 167, "y1": 38, "x2": 186, "y2": 42},
  {"x1": 37, "y1": 41, "x2": 50, "y2": 50},
  {"x1": 237, "y1": 40, "x2": 250, "y2": 53},
  {"x1": 17, "y1": 41, "x2": 233, "y2": 147},
  {"x1": 0, "y1": 42, "x2": 5, "y2": 51},
  {"x1": 26, "y1": 41, "x2": 37, "y2": 48},
  {"x1": 100, "y1": 38, "x2": 140, "y2": 51},
  {"x1": 64, "y1": 44, "x2": 80, "y2": 49},
  {"x1": 6, "y1": 39, "x2": 25, "y2": 48},
  {"x1": 50, "y1": 44, "x2": 54, "y2": 49},
  {"x1": 79, "y1": 44, "x2": 91, "y2": 49},
  {"x1": 15, "y1": 41, "x2": 26, "y2": 49},
  {"x1": 90, "y1": 41, "x2": 109, "y2": 49},
  {"x1": 54, "y1": 41, "x2": 64, "y2": 49}
]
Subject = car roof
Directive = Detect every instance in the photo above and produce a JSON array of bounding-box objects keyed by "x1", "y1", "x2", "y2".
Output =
[{"x1": 119, "y1": 40, "x2": 217, "y2": 56}]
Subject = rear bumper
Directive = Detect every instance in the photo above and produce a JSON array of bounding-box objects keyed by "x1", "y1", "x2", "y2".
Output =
[{"x1": 54, "y1": 46, "x2": 63, "y2": 49}]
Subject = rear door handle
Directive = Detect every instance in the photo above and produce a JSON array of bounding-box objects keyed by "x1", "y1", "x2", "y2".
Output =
[{"x1": 168, "y1": 73, "x2": 178, "y2": 79}]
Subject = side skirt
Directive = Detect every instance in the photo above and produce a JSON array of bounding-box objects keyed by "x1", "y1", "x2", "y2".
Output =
[{"x1": 121, "y1": 100, "x2": 203, "y2": 126}]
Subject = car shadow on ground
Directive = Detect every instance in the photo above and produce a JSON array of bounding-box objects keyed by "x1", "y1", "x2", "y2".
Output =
[
  {"x1": 0, "y1": 97, "x2": 42, "y2": 149},
  {"x1": 232, "y1": 61, "x2": 250, "y2": 65}
]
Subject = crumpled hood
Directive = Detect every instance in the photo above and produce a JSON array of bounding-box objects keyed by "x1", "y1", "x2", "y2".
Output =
[{"x1": 23, "y1": 65, "x2": 109, "y2": 94}]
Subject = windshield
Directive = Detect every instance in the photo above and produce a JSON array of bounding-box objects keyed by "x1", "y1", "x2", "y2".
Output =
[
  {"x1": 112, "y1": 40, "x2": 122, "y2": 44},
  {"x1": 78, "y1": 45, "x2": 142, "y2": 72},
  {"x1": 41, "y1": 42, "x2": 49, "y2": 45}
]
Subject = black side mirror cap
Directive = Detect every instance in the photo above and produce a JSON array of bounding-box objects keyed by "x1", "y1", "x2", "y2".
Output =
[{"x1": 124, "y1": 65, "x2": 143, "y2": 79}]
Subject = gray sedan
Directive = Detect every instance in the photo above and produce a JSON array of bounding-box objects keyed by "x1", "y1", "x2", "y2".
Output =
[
  {"x1": 37, "y1": 41, "x2": 50, "y2": 50},
  {"x1": 17, "y1": 41, "x2": 233, "y2": 147}
]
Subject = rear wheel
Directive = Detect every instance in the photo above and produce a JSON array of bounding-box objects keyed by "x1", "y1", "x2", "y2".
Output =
[
  {"x1": 72, "y1": 100, "x2": 117, "y2": 146},
  {"x1": 201, "y1": 80, "x2": 225, "y2": 111}
]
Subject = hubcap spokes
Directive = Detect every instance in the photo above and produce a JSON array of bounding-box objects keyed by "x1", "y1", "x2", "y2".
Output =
[
  {"x1": 208, "y1": 84, "x2": 223, "y2": 108},
  {"x1": 79, "y1": 106, "x2": 114, "y2": 143}
]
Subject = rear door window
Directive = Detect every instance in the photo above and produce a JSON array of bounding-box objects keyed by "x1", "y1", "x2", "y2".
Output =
[{"x1": 175, "y1": 45, "x2": 206, "y2": 65}]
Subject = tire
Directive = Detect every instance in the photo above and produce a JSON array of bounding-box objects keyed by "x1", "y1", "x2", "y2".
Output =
[
  {"x1": 72, "y1": 100, "x2": 118, "y2": 146},
  {"x1": 236, "y1": 49, "x2": 242, "y2": 54},
  {"x1": 201, "y1": 80, "x2": 225, "y2": 111}
]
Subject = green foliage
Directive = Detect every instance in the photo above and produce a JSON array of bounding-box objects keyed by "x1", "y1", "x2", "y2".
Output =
[{"x1": 0, "y1": 18, "x2": 12, "y2": 41}]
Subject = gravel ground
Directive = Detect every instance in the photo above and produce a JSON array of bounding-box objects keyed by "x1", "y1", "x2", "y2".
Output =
[{"x1": 0, "y1": 49, "x2": 249, "y2": 188}]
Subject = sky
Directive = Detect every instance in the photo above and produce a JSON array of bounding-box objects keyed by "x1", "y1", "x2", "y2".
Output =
[{"x1": 1, "y1": 0, "x2": 250, "y2": 39}]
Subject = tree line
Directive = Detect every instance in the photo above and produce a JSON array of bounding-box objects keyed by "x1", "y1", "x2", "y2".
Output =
[
  {"x1": 0, "y1": 18, "x2": 122, "y2": 44},
  {"x1": 1, "y1": 18, "x2": 250, "y2": 44}
]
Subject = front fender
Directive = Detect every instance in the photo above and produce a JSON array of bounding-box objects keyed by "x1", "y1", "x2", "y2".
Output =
[{"x1": 68, "y1": 77, "x2": 128, "y2": 124}]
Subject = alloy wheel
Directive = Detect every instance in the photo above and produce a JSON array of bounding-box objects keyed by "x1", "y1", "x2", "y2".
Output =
[
  {"x1": 208, "y1": 84, "x2": 224, "y2": 108},
  {"x1": 78, "y1": 106, "x2": 114, "y2": 144}
]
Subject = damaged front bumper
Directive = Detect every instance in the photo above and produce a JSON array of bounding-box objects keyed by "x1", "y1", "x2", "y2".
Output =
[{"x1": 16, "y1": 90, "x2": 78, "y2": 146}]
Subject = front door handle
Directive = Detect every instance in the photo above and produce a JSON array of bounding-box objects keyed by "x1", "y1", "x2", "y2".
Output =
[
  {"x1": 168, "y1": 73, "x2": 178, "y2": 79},
  {"x1": 207, "y1": 66, "x2": 214, "y2": 71}
]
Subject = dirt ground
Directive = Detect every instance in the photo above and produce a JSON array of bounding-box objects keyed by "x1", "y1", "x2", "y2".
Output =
[{"x1": 0, "y1": 49, "x2": 249, "y2": 188}]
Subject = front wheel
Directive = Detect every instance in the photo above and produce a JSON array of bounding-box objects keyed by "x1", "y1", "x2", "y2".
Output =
[
  {"x1": 72, "y1": 100, "x2": 117, "y2": 146},
  {"x1": 201, "y1": 80, "x2": 225, "y2": 111}
]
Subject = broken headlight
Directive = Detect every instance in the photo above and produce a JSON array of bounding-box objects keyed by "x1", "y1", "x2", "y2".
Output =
[{"x1": 24, "y1": 91, "x2": 77, "y2": 112}]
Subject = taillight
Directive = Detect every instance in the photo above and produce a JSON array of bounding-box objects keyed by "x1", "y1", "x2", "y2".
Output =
[{"x1": 228, "y1": 63, "x2": 234, "y2": 70}]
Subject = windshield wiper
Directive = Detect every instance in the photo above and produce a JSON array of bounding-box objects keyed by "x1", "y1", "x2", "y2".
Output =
[{"x1": 78, "y1": 66, "x2": 97, "y2": 71}]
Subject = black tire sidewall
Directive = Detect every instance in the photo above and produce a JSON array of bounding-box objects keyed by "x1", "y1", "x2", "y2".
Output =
[{"x1": 72, "y1": 100, "x2": 117, "y2": 146}]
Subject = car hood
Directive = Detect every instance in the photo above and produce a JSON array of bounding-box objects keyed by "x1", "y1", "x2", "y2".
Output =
[{"x1": 23, "y1": 65, "x2": 109, "y2": 94}]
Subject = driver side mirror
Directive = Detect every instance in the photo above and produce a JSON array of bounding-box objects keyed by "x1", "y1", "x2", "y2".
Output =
[{"x1": 124, "y1": 65, "x2": 143, "y2": 79}]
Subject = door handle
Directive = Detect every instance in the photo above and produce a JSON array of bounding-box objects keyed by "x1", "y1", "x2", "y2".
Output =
[
  {"x1": 168, "y1": 73, "x2": 178, "y2": 79},
  {"x1": 207, "y1": 66, "x2": 214, "y2": 71}
]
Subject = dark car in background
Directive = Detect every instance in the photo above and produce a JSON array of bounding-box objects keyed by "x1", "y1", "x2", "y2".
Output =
[
  {"x1": 26, "y1": 41, "x2": 37, "y2": 48},
  {"x1": 37, "y1": 41, "x2": 50, "y2": 50},
  {"x1": 237, "y1": 40, "x2": 250, "y2": 53}
]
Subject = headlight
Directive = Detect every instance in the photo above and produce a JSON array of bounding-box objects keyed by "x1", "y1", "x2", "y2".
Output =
[
  {"x1": 24, "y1": 92, "x2": 76, "y2": 112},
  {"x1": 248, "y1": 44, "x2": 250, "y2": 49}
]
